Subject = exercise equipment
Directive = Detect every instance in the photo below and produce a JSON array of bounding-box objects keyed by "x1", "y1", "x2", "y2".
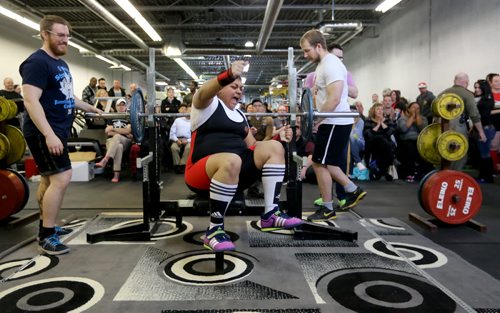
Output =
[
  {"x1": 0, "y1": 97, "x2": 17, "y2": 121},
  {"x1": 86, "y1": 47, "x2": 358, "y2": 246},
  {"x1": 0, "y1": 125, "x2": 26, "y2": 165},
  {"x1": 419, "y1": 170, "x2": 481, "y2": 224},
  {"x1": 6, "y1": 168, "x2": 30, "y2": 215},
  {"x1": 299, "y1": 88, "x2": 314, "y2": 142},
  {"x1": 432, "y1": 93, "x2": 464, "y2": 120},
  {"x1": 417, "y1": 123, "x2": 441, "y2": 165},
  {"x1": 86, "y1": 86, "x2": 357, "y2": 144},
  {"x1": 130, "y1": 88, "x2": 145, "y2": 142},
  {"x1": 417, "y1": 124, "x2": 468, "y2": 164},
  {"x1": 0, "y1": 132, "x2": 10, "y2": 160},
  {"x1": 436, "y1": 130, "x2": 468, "y2": 162},
  {"x1": 413, "y1": 92, "x2": 484, "y2": 228},
  {"x1": 0, "y1": 169, "x2": 28, "y2": 221}
]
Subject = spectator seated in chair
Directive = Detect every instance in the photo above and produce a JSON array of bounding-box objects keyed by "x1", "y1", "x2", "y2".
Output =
[
  {"x1": 169, "y1": 104, "x2": 191, "y2": 174},
  {"x1": 95, "y1": 98, "x2": 132, "y2": 182},
  {"x1": 363, "y1": 102, "x2": 396, "y2": 181}
]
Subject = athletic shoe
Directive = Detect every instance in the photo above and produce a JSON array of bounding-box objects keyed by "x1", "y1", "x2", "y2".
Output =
[
  {"x1": 203, "y1": 227, "x2": 235, "y2": 252},
  {"x1": 37, "y1": 226, "x2": 73, "y2": 241},
  {"x1": 55, "y1": 226, "x2": 73, "y2": 236},
  {"x1": 260, "y1": 208, "x2": 303, "y2": 231},
  {"x1": 307, "y1": 206, "x2": 337, "y2": 222},
  {"x1": 38, "y1": 234, "x2": 70, "y2": 255},
  {"x1": 340, "y1": 187, "x2": 367, "y2": 210},
  {"x1": 313, "y1": 198, "x2": 323, "y2": 206}
]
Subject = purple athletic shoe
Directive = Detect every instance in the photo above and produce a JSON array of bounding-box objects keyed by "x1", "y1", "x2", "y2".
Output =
[
  {"x1": 260, "y1": 208, "x2": 303, "y2": 232},
  {"x1": 203, "y1": 227, "x2": 235, "y2": 252}
]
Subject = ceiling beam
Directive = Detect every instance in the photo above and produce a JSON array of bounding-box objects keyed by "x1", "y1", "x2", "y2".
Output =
[{"x1": 36, "y1": 4, "x2": 379, "y2": 13}]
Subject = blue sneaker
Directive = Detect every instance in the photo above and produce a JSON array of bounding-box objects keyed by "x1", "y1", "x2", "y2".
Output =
[
  {"x1": 55, "y1": 226, "x2": 73, "y2": 236},
  {"x1": 38, "y1": 234, "x2": 70, "y2": 255}
]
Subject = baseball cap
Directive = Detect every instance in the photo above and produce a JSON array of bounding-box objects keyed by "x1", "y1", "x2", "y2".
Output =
[
  {"x1": 116, "y1": 98, "x2": 127, "y2": 105},
  {"x1": 417, "y1": 82, "x2": 428, "y2": 89}
]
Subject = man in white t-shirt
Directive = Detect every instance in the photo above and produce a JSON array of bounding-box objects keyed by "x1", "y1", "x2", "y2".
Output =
[{"x1": 300, "y1": 29, "x2": 367, "y2": 221}]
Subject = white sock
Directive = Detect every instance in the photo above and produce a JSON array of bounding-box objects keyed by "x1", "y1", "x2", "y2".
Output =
[{"x1": 261, "y1": 164, "x2": 285, "y2": 214}]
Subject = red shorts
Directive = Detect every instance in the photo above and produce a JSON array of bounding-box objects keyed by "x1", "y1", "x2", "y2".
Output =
[{"x1": 185, "y1": 147, "x2": 259, "y2": 194}]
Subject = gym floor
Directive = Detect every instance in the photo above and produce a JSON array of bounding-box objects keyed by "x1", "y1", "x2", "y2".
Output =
[{"x1": 1, "y1": 171, "x2": 499, "y2": 312}]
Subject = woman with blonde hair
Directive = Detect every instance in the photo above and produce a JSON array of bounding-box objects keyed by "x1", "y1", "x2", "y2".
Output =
[{"x1": 363, "y1": 102, "x2": 396, "y2": 180}]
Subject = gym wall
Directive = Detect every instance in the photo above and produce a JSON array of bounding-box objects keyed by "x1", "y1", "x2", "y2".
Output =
[
  {"x1": 345, "y1": 0, "x2": 500, "y2": 108},
  {"x1": 0, "y1": 16, "x2": 145, "y2": 97}
]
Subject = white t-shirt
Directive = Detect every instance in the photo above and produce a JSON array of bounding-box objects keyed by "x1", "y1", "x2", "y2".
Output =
[{"x1": 314, "y1": 53, "x2": 353, "y2": 125}]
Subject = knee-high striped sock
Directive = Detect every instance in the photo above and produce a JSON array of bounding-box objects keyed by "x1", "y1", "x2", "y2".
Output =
[
  {"x1": 261, "y1": 164, "x2": 285, "y2": 214},
  {"x1": 209, "y1": 179, "x2": 237, "y2": 229}
]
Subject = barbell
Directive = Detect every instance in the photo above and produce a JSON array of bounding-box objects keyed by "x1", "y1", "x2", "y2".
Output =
[{"x1": 85, "y1": 88, "x2": 359, "y2": 143}]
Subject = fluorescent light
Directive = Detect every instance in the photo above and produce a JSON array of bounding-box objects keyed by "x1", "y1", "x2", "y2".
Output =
[
  {"x1": 114, "y1": 0, "x2": 162, "y2": 41},
  {"x1": 1, "y1": 4, "x2": 90, "y2": 53},
  {"x1": 0, "y1": 5, "x2": 39, "y2": 30},
  {"x1": 244, "y1": 40, "x2": 254, "y2": 48},
  {"x1": 172, "y1": 58, "x2": 198, "y2": 80},
  {"x1": 120, "y1": 64, "x2": 131, "y2": 71},
  {"x1": 243, "y1": 63, "x2": 250, "y2": 72},
  {"x1": 165, "y1": 46, "x2": 182, "y2": 57},
  {"x1": 95, "y1": 54, "x2": 117, "y2": 66},
  {"x1": 155, "y1": 81, "x2": 168, "y2": 86},
  {"x1": 375, "y1": 0, "x2": 402, "y2": 13}
]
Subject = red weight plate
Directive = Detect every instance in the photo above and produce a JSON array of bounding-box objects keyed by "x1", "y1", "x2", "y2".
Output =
[
  {"x1": 422, "y1": 170, "x2": 482, "y2": 224},
  {"x1": 418, "y1": 170, "x2": 438, "y2": 215},
  {"x1": 6, "y1": 168, "x2": 29, "y2": 214},
  {"x1": 0, "y1": 169, "x2": 23, "y2": 220}
]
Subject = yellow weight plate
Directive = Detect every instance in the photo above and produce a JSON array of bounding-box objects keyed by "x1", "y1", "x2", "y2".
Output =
[
  {"x1": 4, "y1": 125, "x2": 26, "y2": 165},
  {"x1": 0, "y1": 97, "x2": 10, "y2": 121},
  {"x1": 436, "y1": 130, "x2": 468, "y2": 161},
  {"x1": 0, "y1": 132, "x2": 10, "y2": 160},
  {"x1": 417, "y1": 123, "x2": 442, "y2": 165},
  {"x1": 432, "y1": 93, "x2": 464, "y2": 120},
  {"x1": 7, "y1": 100, "x2": 18, "y2": 120}
]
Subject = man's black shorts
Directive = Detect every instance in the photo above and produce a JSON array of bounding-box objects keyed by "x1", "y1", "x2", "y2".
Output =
[
  {"x1": 312, "y1": 123, "x2": 352, "y2": 166},
  {"x1": 25, "y1": 132, "x2": 72, "y2": 176}
]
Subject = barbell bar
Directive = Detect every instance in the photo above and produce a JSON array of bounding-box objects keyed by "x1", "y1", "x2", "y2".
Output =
[
  {"x1": 85, "y1": 112, "x2": 359, "y2": 119},
  {"x1": 85, "y1": 87, "x2": 358, "y2": 143}
]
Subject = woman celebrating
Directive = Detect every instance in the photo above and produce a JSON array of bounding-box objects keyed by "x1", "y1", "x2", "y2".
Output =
[{"x1": 363, "y1": 103, "x2": 396, "y2": 181}]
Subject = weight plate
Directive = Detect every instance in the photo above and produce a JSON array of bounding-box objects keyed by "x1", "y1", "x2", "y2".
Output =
[
  {"x1": 4, "y1": 125, "x2": 26, "y2": 165},
  {"x1": 436, "y1": 130, "x2": 468, "y2": 161},
  {"x1": 417, "y1": 169, "x2": 439, "y2": 215},
  {"x1": 130, "y1": 88, "x2": 145, "y2": 142},
  {"x1": 0, "y1": 132, "x2": 11, "y2": 160},
  {"x1": 6, "y1": 168, "x2": 29, "y2": 215},
  {"x1": 7, "y1": 99, "x2": 18, "y2": 120},
  {"x1": 432, "y1": 93, "x2": 464, "y2": 120},
  {"x1": 300, "y1": 88, "x2": 314, "y2": 142},
  {"x1": 0, "y1": 97, "x2": 10, "y2": 121},
  {"x1": 0, "y1": 169, "x2": 24, "y2": 221},
  {"x1": 421, "y1": 170, "x2": 482, "y2": 224},
  {"x1": 417, "y1": 123, "x2": 442, "y2": 165}
]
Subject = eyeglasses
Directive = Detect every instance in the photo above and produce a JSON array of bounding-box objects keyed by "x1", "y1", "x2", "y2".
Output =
[{"x1": 46, "y1": 30, "x2": 72, "y2": 40}]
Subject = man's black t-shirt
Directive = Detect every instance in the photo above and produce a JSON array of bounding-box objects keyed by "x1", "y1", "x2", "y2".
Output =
[{"x1": 19, "y1": 49, "x2": 76, "y2": 139}]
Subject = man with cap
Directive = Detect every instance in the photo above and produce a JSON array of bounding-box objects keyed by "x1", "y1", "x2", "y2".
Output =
[
  {"x1": 95, "y1": 98, "x2": 132, "y2": 182},
  {"x1": 416, "y1": 82, "x2": 435, "y2": 124}
]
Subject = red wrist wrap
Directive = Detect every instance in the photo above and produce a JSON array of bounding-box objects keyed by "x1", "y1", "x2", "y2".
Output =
[{"x1": 217, "y1": 68, "x2": 235, "y2": 87}]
